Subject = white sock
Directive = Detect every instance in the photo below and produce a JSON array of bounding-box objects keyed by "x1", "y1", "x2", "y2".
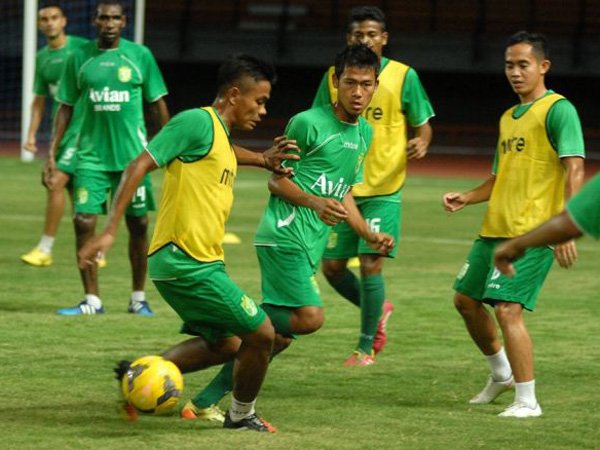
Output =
[
  {"x1": 515, "y1": 380, "x2": 537, "y2": 408},
  {"x1": 84, "y1": 294, "x2": 102, "y2": 309},
  {"x1": 37, "y1": 235, "x2": 55, "y2": 254},
  {"x1": 486, "y1": 347, "x2": 512, "y2": 381},
  {"x1": 229, "y1": 396, "x2": 256, "y2": 422},
  {"x1": 130, "y1": 291, "x2": 146, "y2": 303}
]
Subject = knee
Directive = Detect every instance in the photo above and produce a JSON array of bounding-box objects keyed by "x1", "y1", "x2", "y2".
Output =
[
  {"x1": 454, "y1": 292, "x2": 479, "y2": 317},
  {"x1": 358, "y1": 255, "x2": 383, "y2": 277},
  {"x1": 322, "y1": 259, "x2": 346, "y2": 281},
  {"x1": 294, "y1": 307, "x2": 324, "y2": 334},
  {"x1": 73, "y1": 213, "x2": 96, "y2": 234},
  {"x1": 126, "y1": 215, "x2": 148, "y2": 236},
  {"x1": 244, "y1": 319, "x2": 275, "y2": 352},
  {"x1": 494, "y1": 302, "x2": 523, "y2": 327}
]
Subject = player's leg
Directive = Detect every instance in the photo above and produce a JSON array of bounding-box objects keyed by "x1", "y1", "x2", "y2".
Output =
[
  {"x1": 163, "y1": 335, "x2": 241, "y2": 372},
  {"x1": 453, "y1": 238, "x2": 513, "y2": 403},
  {"x1": 121, "y1": 173, "x2": 155, "y2": 315}
]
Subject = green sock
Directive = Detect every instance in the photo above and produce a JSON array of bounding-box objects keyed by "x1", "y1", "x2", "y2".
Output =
[
  {"x1": 327, "y1": 268, "x2": 361, "y2": 307},
  {"x1": 192, "y1": 360, "x2": 234, "y2": 408},
  {"x1": 358, "y1": 274, "x2": 385, "y2": 354}
]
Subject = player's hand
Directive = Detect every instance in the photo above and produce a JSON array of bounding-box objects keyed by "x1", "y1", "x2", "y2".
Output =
[
  {"x1": 553, "y1": 239, "x2": 577, "y2": 268},
  {"x1": 263, "y1": 135, "x2": 300, "y2": 176},
  {"x1": 42, "y1": 158, "x2": 56, "y2": 190},
  {"x1": 23, "y1": 138, "x2": 37, "y2": 153},
  {"x1": 312, "y1": 197, "x2": 348, "y2": 226},
  {"x1": 366, "y1": 232, "x2": 395, "y2": 255},
  {"x1": 442, "y1": 192, "x2": 468, "y2": 213},
  {"x1": 493, "y1": 240, "x2": 525, "y2": 277},
  {"x1": 78, "y1": 234, "x2": 115, "y2": 269},
  {"x1": 407, "y1": 137, "x2": 428, "y2": 160}
]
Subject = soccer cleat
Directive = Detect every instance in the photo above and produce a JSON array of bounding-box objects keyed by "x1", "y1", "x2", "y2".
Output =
[
  {"x1": 498, "y1": 401, "x2": 542, "y2": 418},
  {"x1": 114, "y1": 360, "x2": 132, "y2": 382},
  {"x1": 21, "y1": 247, "x2": 52, "y2": 267},
  {"x1": 128, "y1": 300, "x2": 154, "y2": 317},
  {"x1": 469, "y1": 375, "x2": 514, "y2": 404},
  {"x1": 223, "y1": 412, "x2": 277, "y2": 432},
  {"x1": 344, "y1": 350, "x2": 375, "y2": 367},
  {"x1": 57, "y1": 301, "x2": 104, "y2": 316},
  {"x1": 181, "y1": 400, "x2": 225, "y2": 423},
  {"x1": 373, "y1": 300, "x2": 394, "y2": 354},
  {"x1": 97, "y1": 255, "x2": 107, "y2": 268}
]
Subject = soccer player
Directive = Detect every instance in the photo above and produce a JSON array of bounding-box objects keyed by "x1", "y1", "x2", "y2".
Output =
[
  {"x1": 50, "y1": 0, "x2": 170, "y2": 316},
  {"x1": 442, "y1": 31, "x2": 585, "y2": 418},
  {"x1": 181, "y1": 44, "x2": 395, "y2": 423},
  {"x1": 312, "y1": 5, "x2": 435, "y2": 365},
  {"x1": 79, "y1": 53, "x2": 300, "y2": 432},
  {"x1": 494, "y1": 173, "x2": 600, "y2": 276},
  {"x1": 20, "y1": 3, "x2": 89, "y2": 267}
]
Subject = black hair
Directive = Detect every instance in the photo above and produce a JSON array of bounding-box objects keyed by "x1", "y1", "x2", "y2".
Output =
[
  {"x1": 216, "y1": 54, "x2": 277, "y2": 96},
  {"x1": 96, "y1": 0, "x2": 125, "y2": 12},
  {"x1": 334, "y1": 44, "x2": 380, "y2": 79},
  {"x1": 39, "y1": 2, "x2": 64, "y2": 13},
  {"x1": 506, "y1": 31, "x2": 549, "y2": 60},
  {"x1": 347, "y1": 5, "x2": 386, "y2": 32}
]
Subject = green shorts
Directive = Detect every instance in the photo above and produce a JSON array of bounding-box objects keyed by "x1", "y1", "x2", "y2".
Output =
[
  {"x1": 256, "y1": 245, "x2": 322, "y2": 308},
  {"x1": 55, "y1": 144, "x2": 77, "y2": 176},
  {"x1": 152, "y1": 262, "x2": 267, "y2": 344},
  {"x1": 453, "y1": 238, "x2": 554, "y2": 311},
  {"x1": 323, "y1": 194, "x2": 401, "y2": 259},
  {"x1": 74, "y1": 168, "x2": 155, "y2": 216}
]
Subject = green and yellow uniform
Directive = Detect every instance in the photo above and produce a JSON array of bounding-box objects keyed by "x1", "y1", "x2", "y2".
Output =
[
  {"x1": 313, "y1": 57, "x2": 434, "y2": 257},
  {"x1": 146, "y1": 107, "x2": 266, "y2": 341},
  {"x1": 57, "y1": 38, "x2": 167, "y2": 214},
  {"x1": 455, "y1": 91, "x2": 585, "y2": 310},
  {"x1": 566, "y1": 174, "x2": 600, "y2": 240},
  {"x1": 33, "y1": 35, "x2": 88, "y2": 173},
  {"x1": 255, "y1": 105, "x2": 371, "y2": 308}
]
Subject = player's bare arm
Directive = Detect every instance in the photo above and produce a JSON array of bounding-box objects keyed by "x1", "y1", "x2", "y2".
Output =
[
  {"x1": 233, "y1": 136, "x2": 300, "y2": 176},
  {"x1": 407, "y1": 121, "x2": 432, "y2": 160},
  {"x1": 553, "y1": 156, "x2": 585, "y2": 268},
  {"x1": 442, "y1": 175, "x2": 496, "y2": 213},
  {"x1": 78, "y1": 151, "x2": 158, "y2": 268},
  {"x1": 148, "y1": 97, "x2": 170, "y2": 128},
  {"x1": 24, "y1": 95, "x2": 46, "y2": 152},
  {"x1": 43, "y1": 103, "x2": 73, "y2": 189},
  {"x1": 267, "y1": 174, "x2": 347, "y2": 226},
  {"x1": 341, "y1": 191, "x2": 394, "y2": 255}
]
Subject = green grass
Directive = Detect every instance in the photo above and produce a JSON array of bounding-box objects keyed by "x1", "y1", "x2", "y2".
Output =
[{"x1": 1, "y1": 156, "x2": 599, "y2": 449}]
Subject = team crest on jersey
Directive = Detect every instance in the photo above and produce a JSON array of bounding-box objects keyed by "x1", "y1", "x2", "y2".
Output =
[
  {"x1": 240, "y1": 295, "x2": 258, "y2": 317},
  {"x1": 118, "y1": 66, "x2": 132, "y2": 82},
  {"x1": 76, "y1": 187, "x2": 88, "y2": 205}
]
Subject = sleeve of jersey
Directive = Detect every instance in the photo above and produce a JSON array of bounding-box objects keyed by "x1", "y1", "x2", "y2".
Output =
[
  {"x1": 281, "y1": 113, "x2": 311, "y2": 172},
  {"x1": 547, "y1": 100, "x2": 586, "y2": 158},
  {"x1": 32, "y1": 55, "x2": 47, "y2": 96},
  {"x1": 142, "y1": 47, "x2": 168, "y2": 103},
  {"x1": 311, "y1": 72, "x2": 332, "y2": 108},
  {"x1": 55, "y1": 54, "x2": 79, "y2": 106},
  {"x1": 146, "y1": 109, "x2": 213, "y2": 167},
  {"x1": 401, "y1": 68, "x2": 435, "y2": 127},
  {"x1": 566, "y1": 174, "x2": 600, "y2": 239}
]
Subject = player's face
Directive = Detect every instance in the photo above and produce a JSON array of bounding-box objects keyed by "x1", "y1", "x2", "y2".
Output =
[
  {"x1": 38, "y1": 7, "x2": 66, "y2": 40},
  {"x1": 95, "y1": 4, "x2": 126, "y2": 48},
  {"x1": 346, "y1": 20, "x2": 388, "y2": 59},
  {"x1": 333, "y1": 66, "x2": 378, "y2": 122},
  {"x1": 232, "y1": 79, "x2": 272, "y2": 130},
  {"x1": 505, "y1": 43, "x2": 550, "y2": 103}
]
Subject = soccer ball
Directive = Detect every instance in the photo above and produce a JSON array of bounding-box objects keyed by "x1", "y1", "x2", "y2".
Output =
[{"x1": 121, "y1": 355, "x2": 184, "y2": 414}]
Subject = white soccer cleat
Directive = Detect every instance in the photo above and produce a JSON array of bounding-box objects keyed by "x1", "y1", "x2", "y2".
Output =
[
  {"x1": 469, "y1": 375, "x2": 514, "y2": 404},
  {"x1": 498, "y1": 401, "x2": 542, "y2": 418}
]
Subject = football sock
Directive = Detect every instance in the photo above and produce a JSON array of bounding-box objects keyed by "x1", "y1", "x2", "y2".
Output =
[
  {"x1": 38, "y1": 235, "x2": 55, "y2": 254},
  {"x1": 327, "y1": 267, "x2": 360, "y2": 307},
  {"x1": 357, "y1": 274, "x2": 385, "y2": 354},
  {"x1": 515, "y1": 379, "x2": 537, "y2": 408},
  {"x1": 229, "y1": 396, "x2": 256, "y2": 422},
  {"x1": 260, "y1": 303, "x2": 293, "y2": 336},
  {"x1": 130, "y1": 290, "x2": 146, "y2": 303},
  {"x1": 192, "y1": 360, "x2": 234, "y2": 409},
  {"x1": 84, "y1": 294, "x2": 102, "y2": 309},
  {"x1": 486, "y1": 347, "x2": 512, "y2": 381}
]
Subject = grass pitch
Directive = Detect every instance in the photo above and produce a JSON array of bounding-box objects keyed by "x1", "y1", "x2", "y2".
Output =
[{"x1": 1, "y1": 156, "x2": 599, "y2": 449}]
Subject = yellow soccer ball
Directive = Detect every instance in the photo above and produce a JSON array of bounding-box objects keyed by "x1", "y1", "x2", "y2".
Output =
[{"x1": 121, "y1": 355, "x2": 183, "y2": 414}]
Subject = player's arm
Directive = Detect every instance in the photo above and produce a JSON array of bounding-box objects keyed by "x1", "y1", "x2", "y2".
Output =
[
  {"x1": 78, "y1": 151, "x2": 158, "y2": 268},
  {"x1": 494, "y1": 211, "x2": 582, "y2": 276},
  {"x1": 23, "y1": 95, "x2": 46, "y2": 152},
  {"x1": 341, "y1": 191, "x2": 394, "y2": 255},
  {"x1": 233, "y1": 136, "x2": 300, "y2": 175},
  {"x1": 43, "y1": 103, "x2": 73, "y2": 189},
  {"x1": 407, "y1": 121, "x2": 432, "y2": 160},
  {"x1": 268, "y1": 175, "x2": 347, "y2": 226},
  {"x1": 442, "y1": 175, "x2": 496, "y2": 213},
  {"x1": 148, "y1": 97, "x2": 170, "y2": 128}
]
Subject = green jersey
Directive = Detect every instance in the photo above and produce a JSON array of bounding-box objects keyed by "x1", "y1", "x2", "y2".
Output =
[
  {"x1": 57, "y1": 38, "x2": 167, "y2": 171},
  {"x1": 254, "y1": 105, "x2": 372, "y2": 266},
  {"x1": 566, "y1": 174, "x2": 600, "y2": 240},
  {"x1": 33, "y1": 35, "x2": 88, "y2": 144}
]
